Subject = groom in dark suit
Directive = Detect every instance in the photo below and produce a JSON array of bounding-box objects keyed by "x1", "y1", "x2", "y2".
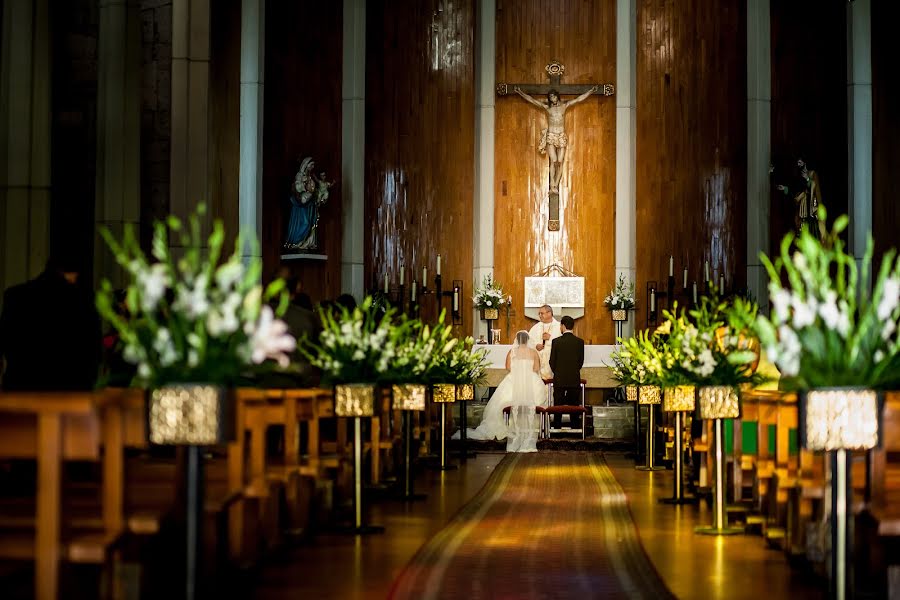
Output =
[{"x1": 548, "y1": 315, "x2": 585, "y2": 429}]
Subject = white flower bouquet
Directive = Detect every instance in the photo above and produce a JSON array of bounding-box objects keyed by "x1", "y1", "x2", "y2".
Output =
[
  {"x1": 427, "y1": 333, "x2": 490, "y2": 385},
  {"x1": 755, "y1": 213, "x2": 900, "y2": 389},
  {"x1": 604, "y1": 274, "x2": 636, "y2": 311},
  {"x1": 95, "y1": 207, "x2": 295, "y2": 387},
  {"x1": 671, "y1": 297, "x2": 764, "y2": 387},
  {"x1": 472, "y1": 274, "x2": 507, "y2": 311},
  {"x1": 301, "y1": 296, "x2": 403, "y2": 384}
]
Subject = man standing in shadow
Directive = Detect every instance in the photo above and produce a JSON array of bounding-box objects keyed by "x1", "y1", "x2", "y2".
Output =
[
  {"x1": 548, "y1": 315, "x2": 585, "y2": 431},
  {"x1": 0, "y1": 253, "x2": 101, "y2": 390}
]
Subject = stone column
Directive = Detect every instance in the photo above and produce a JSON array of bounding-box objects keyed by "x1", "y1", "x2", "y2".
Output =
[
  {"x1": 239, "y1": 0, "x2": 265, "y2": 262},
  {"x1": 170, "y1": 0, "x2": 211, "y2": 240},
  {"x1": 615, "y1": 0, "x2": 636, "y2": 338},
  {"x1": 847, "y1": 0, "x2": 872, "y2": 278},
  {"x1": 95, "y1": 0, "x2": 142, "y2": 287},
  {"x1": 341, "y1": 0, "x2": 366, "y2": 300},
  {"x1": 0, "y1": 0, "x2": 51, "y2": 299},
  {"x1": 746, "y1": 0, "x2": 771, "y2": 313},
  {"x1": 473, "y1": 0, "x2": 495, "y2": 338}
]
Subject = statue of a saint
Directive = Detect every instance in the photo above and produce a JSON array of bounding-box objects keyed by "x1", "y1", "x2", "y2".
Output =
[
  {"x1": 283, "y1": 157, "x2": 333, "y2": 251},
  {"x1": 776, "y1": 158, "x2": 824, "y2": 239},
  {"x1": 514, "y1": 85, "x2": 598, "y2": 191}
]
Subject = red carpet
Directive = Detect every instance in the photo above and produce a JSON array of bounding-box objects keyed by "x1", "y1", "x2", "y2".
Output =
[{"x1": 389, "y1": 452, "x2": 675, "y2": 599}]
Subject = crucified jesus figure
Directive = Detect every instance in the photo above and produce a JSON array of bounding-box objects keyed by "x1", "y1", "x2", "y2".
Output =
[{"x1": 514, "y1": 85, "x2": 598, "y2": 192}]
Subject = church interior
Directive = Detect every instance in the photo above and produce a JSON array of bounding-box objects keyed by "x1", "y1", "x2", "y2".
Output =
[{"x1": 1, "y1": 0, "x2": 900, "y2": 598}]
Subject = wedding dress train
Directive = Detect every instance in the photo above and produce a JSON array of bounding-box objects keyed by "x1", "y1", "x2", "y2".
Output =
[{"x1": 464, "y1": 353, "x2": 547, "y2": 453}]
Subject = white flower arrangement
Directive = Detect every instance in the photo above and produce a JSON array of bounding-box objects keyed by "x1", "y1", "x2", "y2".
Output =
[
  {"x1": 302, "y1": 297, "x2": 400, "y2": 384},
  {"x1": 473, "y1": 274, "x2": 507, "y2": 311},
  {"x1": 755, "y1": 213, "x2": 900, "y2": 389},
  {"x1": 604, "y1": 274, "x2": 636, "y2": 311},
  {"x1": 96, "y1": 207, "x2": 295, "y2": 387}
]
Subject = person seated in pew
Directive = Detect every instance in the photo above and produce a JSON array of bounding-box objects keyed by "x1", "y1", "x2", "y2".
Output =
[{"x1": 0, "y1": 251, "x2": 101, "y2": 391}]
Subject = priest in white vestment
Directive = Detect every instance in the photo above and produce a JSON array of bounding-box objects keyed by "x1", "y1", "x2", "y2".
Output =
[{"x1": 528, "y1": 304, "x2": 561, "y2": 379}]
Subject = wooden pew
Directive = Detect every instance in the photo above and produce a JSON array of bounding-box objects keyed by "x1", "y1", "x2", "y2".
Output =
[
  {"x1": 0, "y1": 391, "x2": 126, "y2": 600},
  {"x1": 868, "y1": 392, "x2": 900, "y2": 536}
]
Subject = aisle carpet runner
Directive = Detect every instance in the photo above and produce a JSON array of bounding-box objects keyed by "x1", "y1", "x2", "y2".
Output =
[{"x1": 389, "y1": 452, "x2": 676, "y2": 600}]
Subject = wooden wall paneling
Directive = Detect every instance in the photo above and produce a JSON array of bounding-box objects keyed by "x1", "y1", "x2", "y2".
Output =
[
  {"x1": 635, "y1": 0, "x2": 747, "y2": 331},
  {"x1": 872, "y1": 0, "x2": 900, "y2": 260},
  {"x1": 209, "y1": 0, "x2": 240, "y2": 246},
  {"x1": 365, "y1": 0, "x2": 475, "y2": 329},
  {"x1": 494, "y1": 0, "x2": 617, "y2": 344},
  {"x1": 262, "y1": 2, "x2": 343, "y2": 303},
  {"x1": 770, "y1": 0, "x2": 847, "y2": 254}
]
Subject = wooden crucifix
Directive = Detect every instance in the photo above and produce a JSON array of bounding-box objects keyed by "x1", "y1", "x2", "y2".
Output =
[{"x1": 497, "y1": 61, "x2": 614, "y2": 231}]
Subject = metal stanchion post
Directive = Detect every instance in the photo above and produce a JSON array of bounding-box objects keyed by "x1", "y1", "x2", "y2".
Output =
[{"x1": 695, "y1": 418, "x2": 743, "y2": 535}]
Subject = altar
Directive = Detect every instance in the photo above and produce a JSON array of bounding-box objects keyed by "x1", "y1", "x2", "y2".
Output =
[{"x1": 476, "y1": 344, "x2": 619, "y2": 389}]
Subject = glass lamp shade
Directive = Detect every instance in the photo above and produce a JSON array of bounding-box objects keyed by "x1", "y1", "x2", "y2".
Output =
[
  {"x1": 391, "y1": 384, "x2": 427, "y2": 411},
  {"x1": 801, "y1": 388, "x2": 878, "y2": 451},
  {"x1": 663, "y1": 385, "x2": 696, "y2": 412},
  {"x1": 698, "y1": 386, "x2": 740, "y2": 419},
  {"x1": 456, "y1": 384, "x2": 474, "y2": 401},
  {"x1": 334, "y1": 383, "x2": 376, "y2": 417},
  {"x1": 638, "y1": 385, "x2": 661, "y2": 405},
  {"x1": 625, "y1": 385, "x2": 638, "y2": 402},
  {"x1": 149, "y1": 384, "x2": 232, "y2": 445},
  {"x1": 432, "y1": 383, "x2": 457, "y2": 403}
]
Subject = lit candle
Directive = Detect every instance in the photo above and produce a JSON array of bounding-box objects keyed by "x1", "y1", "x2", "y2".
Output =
[
  {"x1": 436, "y1": 254, "x2": 441, "y2": 276},
  {"x1": 422, "y1": 266, "x2": 427, "y2": 286},
  {"x1": 692, "y1": 282, "x2": 698, "y2": 304},
  {"x1": 383, "y1": 272, "x2": 388, "y2": 294},
  {"x1": 669, "y1": 256, "x2": 674, "y2": 277},
  {"x1": 683, "y1": 267, "x2": 688, "y2": 289},
  {"x1": 650, "y1": 289, "x2": 656, "y2": 312},
  {"x1": 704, "y1": 260, "x2": 710, "y2": 283},
  {"x1": 452, "y1": 286, "x2": 460, "y2": 312},
  {"x1": 399, "y1": 267, "x2": 404, "y2": 286}
]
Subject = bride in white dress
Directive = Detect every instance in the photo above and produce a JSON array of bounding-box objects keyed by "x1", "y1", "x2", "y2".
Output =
[{"x1": 465, "y1": 330, "x2": 548, "y2": 452}]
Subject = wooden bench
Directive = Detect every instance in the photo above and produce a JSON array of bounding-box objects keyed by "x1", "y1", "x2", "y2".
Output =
[{"x1": 0, "y1": 391, "x2": 127, "y2": 599}]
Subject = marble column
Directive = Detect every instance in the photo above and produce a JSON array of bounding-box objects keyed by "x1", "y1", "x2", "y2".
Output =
[
  {"x1": 746, "y1": 0, "x2": 771, "y2": 313},
  {"x1": 473, "y1": 0, "x2": 495, "y2": 339},
  {"x1": 95, "y1": 0, "x2": 142, "y2": 287},
  {"x1": 615, "y1": 0, "x2": 636, "y2": 338},
  {"x1": 0, "y1": 0, "x2": 51, "y2": 299},
  {"x1": 239, "y1": 0, "x2": 265, "y2": 262},
  {"x1": 341, "y1": 0, "x2": 366, "y2": 300},
  {"x1": 847, "y1": 0, "x2": 872, "y2": 279},
  {"x1": 170, "y1": 0, "x2": 211, "y2": 241}
]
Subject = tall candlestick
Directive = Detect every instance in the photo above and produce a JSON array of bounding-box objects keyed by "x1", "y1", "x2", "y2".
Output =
[
  {"x1": 399, "y1": 267, "x2": 404, "y2": 285},
  {"x1": 669, "y1": 256, "x2": 674, "y2": 277},
  {"x1": 693, "y1": 282, "x2": 698, "y2": 304},
  {"x1": 683, "y1": 267, "x2": 688, "y2": 289},
  {"x1": 650, "y1": 289, "x2": 656, "y2": 312},
  {"x1": 452, "y1": 286, "x2": 459, "y2": 312},
  {"x1": 383, "y1": 272, "x2": 388, "y2": 294},
  {"x1": 436, "y1": 254, "x2": 441, "y2": 276},
  {"x1": 704, "y1": 260, "x2": 710, "y2": 283}
]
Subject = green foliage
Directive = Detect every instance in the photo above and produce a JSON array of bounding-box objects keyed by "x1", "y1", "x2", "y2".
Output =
[{"x1": 95, "y1": 206, "x2": 293, "y2": 387}]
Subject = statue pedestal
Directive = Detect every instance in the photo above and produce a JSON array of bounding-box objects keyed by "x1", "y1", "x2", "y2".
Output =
[{"x1": 280, "y1": 253, "x2": 328, "y2": 261}]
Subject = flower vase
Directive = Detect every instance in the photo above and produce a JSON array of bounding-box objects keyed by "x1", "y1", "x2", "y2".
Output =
[
  {"x1": 148, "y1": 384, "x2": 233, "y2": 445},
  {"x1": 798, "y1": 387, "x2": 878, "y2": 451},
  {"x1": 391, "y1": 384, "x2": 427, "y2": 412},
  {"x1": 611, "y1": 309, "x2": 628, "y2": 322},
  {"x1": 481, "y1": 308, "x2": 499, "y2": 321},
  {"x1": 698, "y1": 386, "x2": 740, "y2": 419},
  {"x1": 334, "y1": 383, "x2": 376, "y2": 417}
]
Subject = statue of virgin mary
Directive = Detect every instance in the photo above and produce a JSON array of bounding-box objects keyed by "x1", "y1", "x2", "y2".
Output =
[{"x1": 284, "y1": 157, "x2": 332, "y2": 251}]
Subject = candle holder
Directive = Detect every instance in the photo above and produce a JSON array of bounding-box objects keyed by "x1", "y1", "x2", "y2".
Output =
[{"x1": 435, "y1": 275, "x2": 464, "y2": 326}]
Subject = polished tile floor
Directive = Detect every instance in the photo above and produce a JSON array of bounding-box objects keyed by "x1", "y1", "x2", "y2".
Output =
[{"x1": 252, "y1": 451, "x2": 825, "y2": 599}]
